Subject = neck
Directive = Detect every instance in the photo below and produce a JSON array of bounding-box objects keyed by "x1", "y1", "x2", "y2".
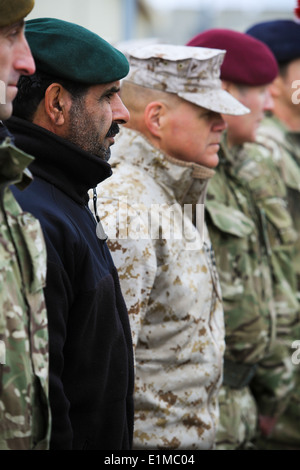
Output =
[{"x1": 225, "y1": 131, "x2": 242, "y2": 149}]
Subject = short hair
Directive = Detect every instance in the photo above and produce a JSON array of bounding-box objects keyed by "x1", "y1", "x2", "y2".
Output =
[{"x1": 13, "y1": 71, "x2": 89, "y2": 122}]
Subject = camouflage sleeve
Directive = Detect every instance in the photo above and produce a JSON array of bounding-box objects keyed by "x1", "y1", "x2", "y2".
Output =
[
  {"x1": 96, "y1": 196, "x2": 157, "y2": 351},
  {"x1": 207, "y1": 160, "x2": 297, "y2": 418},
  {"x1": 250, "y1": 342, "x2": 295, "y2": 418},
  {"x1": 239, "y1": 144, "x2": 300, "y2": 418},
  {"x1": 206, "y1": 173, "x2": 273, "y2": 365}
]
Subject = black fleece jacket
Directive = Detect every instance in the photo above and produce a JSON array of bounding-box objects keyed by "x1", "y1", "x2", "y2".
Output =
[{"x1": 6, "y1": 116, "x2": 134, "y2": 450}]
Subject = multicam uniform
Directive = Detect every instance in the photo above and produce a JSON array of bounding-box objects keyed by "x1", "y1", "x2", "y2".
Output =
[
  {"x1": 206, "y1": 134, "x2": 296, "y2": 450},
  {"x1": 0, "y1": 133, "x2": 51, "y2": 450},
  {"x1": 257, "y1": 115, "x2": 300, "y2": 293},
  {"x1": 253, "y1": 115, "x2": 300, "y2": 449},
  {"x1": 90, "y1": 127, "x2": 225, "y2": 450}
]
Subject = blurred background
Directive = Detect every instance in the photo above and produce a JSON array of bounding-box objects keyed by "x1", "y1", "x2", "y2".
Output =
[{"x1": 27, "y1": 0, "x2": 296, "y2": 46}]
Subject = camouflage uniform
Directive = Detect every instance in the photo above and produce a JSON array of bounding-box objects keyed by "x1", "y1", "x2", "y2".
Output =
[
  {"x1": 206, "y1": 134, "x2": 296, "y2": 450},
  {"x1": 0, "y1": 136, "x2": 51, "y2": 450},
  {"x1": 257, "y1": 115, "x2": 300, "y2": 294},
  {"x1": 251, "y1": 115, "x2": 300, "y2": 449},
  {"x1": 90, "y1": 127, "x2": 225, "y2": 450}
]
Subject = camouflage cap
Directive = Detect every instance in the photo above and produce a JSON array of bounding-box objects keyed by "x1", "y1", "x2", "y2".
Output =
[
  {"x1": 0, "y1": 0, "x2": 34, "y2": 27},
  {"x1": 125, "y1": 44, "x2": 249, "y2": 116}
]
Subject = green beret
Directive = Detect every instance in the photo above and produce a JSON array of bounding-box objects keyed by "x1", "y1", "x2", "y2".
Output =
[
  {"x1": 0, "y1": 0, "x2": 34, "y2": 27},
  {"x1": 25, "y1": 18, "x2": 129, "y2": 84}
]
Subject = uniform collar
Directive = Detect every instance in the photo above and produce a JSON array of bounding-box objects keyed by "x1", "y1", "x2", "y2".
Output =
[
  {"x1": 0, "y1": 133, "x2": 34, "y2": 189},
  {"x1": 259, "y1": 114, "x2": 300, "y2": 157}
]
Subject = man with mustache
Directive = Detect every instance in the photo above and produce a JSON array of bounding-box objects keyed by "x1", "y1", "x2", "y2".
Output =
[{"x1": 6, "y1": 18, "x2": 134, "y2": 450}]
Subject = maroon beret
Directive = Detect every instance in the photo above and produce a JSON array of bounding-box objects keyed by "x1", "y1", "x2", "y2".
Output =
[{"x1": 186, "y1": 28, "x2": 278, "y2": 86}]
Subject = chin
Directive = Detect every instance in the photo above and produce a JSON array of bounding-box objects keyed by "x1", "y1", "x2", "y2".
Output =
[{"x1": 210, "y1": 158, "x2": 219, "y2": 169}]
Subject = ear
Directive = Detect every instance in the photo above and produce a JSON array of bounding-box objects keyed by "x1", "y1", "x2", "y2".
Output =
[
  {"x1": 221, "y1": 80, "x2": 230, "y2": 91},
  {"x1": 44, "y1": 83, "x2": 69, "y2": 126},
  {"x1": 221, "y1": 80, "x2": 239, "y2": 98},
  {"x1": 144, "y1": 101, "x2": 165, "y2": 138},
  {"x1": 268, "y1": 76, "x2": 282, "y2": 98}
]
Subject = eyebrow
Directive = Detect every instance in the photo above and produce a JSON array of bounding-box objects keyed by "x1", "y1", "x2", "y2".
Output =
[{"x1": 105, "y1": 85, "x2": 120, "y2": 94}]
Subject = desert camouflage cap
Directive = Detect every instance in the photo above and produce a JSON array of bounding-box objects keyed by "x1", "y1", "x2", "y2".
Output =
[{"x1": 125, "y1": 44, "x2": 249, "y2": 116}]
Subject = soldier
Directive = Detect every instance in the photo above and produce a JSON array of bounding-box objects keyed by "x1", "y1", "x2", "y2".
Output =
[
  {"x1": 0, "y1": 0, "x2": 51, "y2": 450},
  {"x1": 90, "y1": 43, "x2": 249, "y2": 449},
  {"x1": 246, "y1": 19, "x2": 300, "y2": 301},
  {"x1": 186, "y1": 29, "x2": 297, "y2": 449},
  {"x1": 6, "y1": 18, "x2": 134, "y2": 450},
  {"x1": 246, "y1": 18, "x2": 300, "y2": 450}
]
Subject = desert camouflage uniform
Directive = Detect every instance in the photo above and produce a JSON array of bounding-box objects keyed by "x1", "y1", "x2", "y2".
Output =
[
  {"x1": 206, "y1": 134, "x2": 296, "y2": 450},
  {"x1": 89, "y1": 127, "x2": 225, "y2": 450},
  {"x1": 252, "y1": 115, "x2": 300, "y2": 449},
  {"x1": 0, "y1": 136, "x2": 51, "y2": 450}
]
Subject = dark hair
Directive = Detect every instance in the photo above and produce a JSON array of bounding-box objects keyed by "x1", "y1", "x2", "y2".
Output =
[
  {"x1": 277, "y1": 61, "x2": 291, "y2": 78},
  {"x1": 13, "y1": 71, "x2": 89, "y2": 122}
]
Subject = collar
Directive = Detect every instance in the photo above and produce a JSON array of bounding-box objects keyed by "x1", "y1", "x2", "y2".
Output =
[
  {"x1": 218, "y1": 131, "x2": 248, "y2": 172},
  {"x1": 6, "y1": 116, "x2": 112, "y2": 205},
  {"x1": 0, "y1": 128, "x2": 33, "y2": 190},
  {"x1": 258, "y1": 114, "x2": 300, "y2": 158},
  {"x1": 112, "y1": 128, "x2": 215, "y2": 205},
  {"x1": 0, "y1": 120, "x2": 14, "y2": 143}
]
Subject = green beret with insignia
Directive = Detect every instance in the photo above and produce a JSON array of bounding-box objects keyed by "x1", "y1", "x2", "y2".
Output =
[
  {"x1": 25, "y1": 17, "x2": 129, "y2": 84},
  {"x1": 0, "y1": 0, "x2": 34, "y2": 27}
]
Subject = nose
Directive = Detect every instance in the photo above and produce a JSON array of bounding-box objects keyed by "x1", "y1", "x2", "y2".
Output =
[
  {"x1": 14, "y1": 34, "x2": 36, "y2": 77},
  {"x1": 112, "y1": 93, "x2": 130, "y2": 124},
  {"x1": 263, "y1": 89, "x2": 274, "y2": 112},
  {"x1": 212, "y1": 114, "x2": 227, "y2": 132}
]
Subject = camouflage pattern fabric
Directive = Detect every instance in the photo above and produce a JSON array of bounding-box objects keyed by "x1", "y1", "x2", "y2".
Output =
[
  {"x1": 89, "y1": 127, "x2": 225, "y2": 450},
  {"x1": 216, "y1": 385, "x2": 258, "y2": 450},
  {"x1": 256, "y1": 115, "x2": 300, "y2": 294},
  {"x1": 251, "y1": 115, "x2": 300, "y2": 449},
  {"x1": 206, "y1": 135, "x2": 296, "y2": 450},
  {"x1": 0, "y1": 138, "x2": 51, "y2": 450}
]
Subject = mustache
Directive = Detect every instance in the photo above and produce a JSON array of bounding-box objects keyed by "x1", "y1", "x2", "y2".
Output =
[{"x1": 106, "y1": 122, "x2": 120, "y2": 138}]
